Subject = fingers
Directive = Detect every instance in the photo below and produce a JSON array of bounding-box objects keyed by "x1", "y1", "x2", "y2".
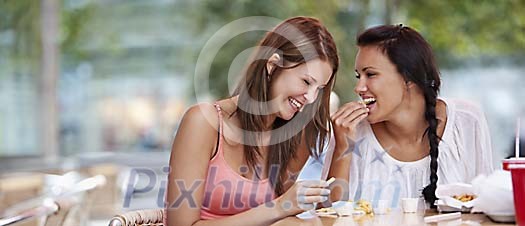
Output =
[
  {"x1": 298, "y1": 203, "x2": 315, "y2": 210},
  {"x1": 300, "y1": 187, "x2": 331, "y2": 196},
  {"x1": 277, "y1": 180, "x2": 333, "y2": 213},
  {"x1": 296, "y1": 191, "x2": 329, "y2": 210},
  {"x1": 331, "y1": 102, "x2": 368, "y2": 126},
  {"x1": 331, "y1": 101, "x2": 363, "y2": 119},
  {"x1": 298, "y1": 195, "x2": 328, "y2": 204},
  {"x1": 295, "y1": 182, "x2": 331, "y2": 210},
  {"x1": 341, "y1": 110, "x2": 368, "y2": 127},
  {"x1": 297, "y1": 180, "x2": 330, "y2": 187},
  {"x1": 333, "y1": 108, "x2": 368, "y2": 129}
]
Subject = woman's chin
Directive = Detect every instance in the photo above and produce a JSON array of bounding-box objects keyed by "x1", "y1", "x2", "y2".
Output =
[
  {"x1": 366, "y1": 115, "x2": 379, "y2": 124},
  {"x1": 281, "y1": 114, "x2": 294, "y2": 121},
  {"x1": 277, "y1": 111, "x2": 295, "y2": 121}
]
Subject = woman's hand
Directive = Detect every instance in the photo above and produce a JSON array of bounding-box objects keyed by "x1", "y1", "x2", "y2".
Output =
[
  {"x1": 331, "y1": 101, "x2": 369, "y2": 149},
  {"x1": 326, "y1": 101, "x2": 368, "y2": 202},
  {"x1": 275, "y1": 180, "x2": 331, "y2": 216}
]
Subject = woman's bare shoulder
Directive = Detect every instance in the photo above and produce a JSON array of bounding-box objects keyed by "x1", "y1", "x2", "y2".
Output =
[
  {"x1": 176, "y1": 103, "x2": 219, "y2": 141},
  {"x1": 182, "y1": 102, "x2": 219, "y2": 124},
  {"x1": 170, "y1": 103, "x2": 220, "y2": 159}
]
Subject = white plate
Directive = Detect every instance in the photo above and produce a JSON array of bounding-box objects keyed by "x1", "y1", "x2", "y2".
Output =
[
  {"x1": 486, "y1": 212, "x2": 515, "y2": 223},
  {"x1": 437, "y1": 204, "x2": 472, "y2": 213},
  {"x1": 296, "y1": 208, "x2": 338, "y2": 219}
]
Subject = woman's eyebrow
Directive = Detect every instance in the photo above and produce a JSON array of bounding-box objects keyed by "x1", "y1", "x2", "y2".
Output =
[
  {"x1": 305, "y1": 73, "x2": 330, "y2": 87},
  {"x1": 304, "y1": 73, "x2": 318, "y2": 84},
  {"x1": 358, "y1": 66, "x2": 376, "y2": 72}
]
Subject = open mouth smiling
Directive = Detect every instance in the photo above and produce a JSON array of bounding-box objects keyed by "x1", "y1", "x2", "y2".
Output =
[
  {"x1": 288, "y1": 97, "x2": 304, "y2": 111},
  {"x1": 361, "y1": 97, "x2": 376, "y2": 106}
]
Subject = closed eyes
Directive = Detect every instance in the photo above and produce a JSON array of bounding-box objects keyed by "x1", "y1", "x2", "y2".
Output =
[
  {"x1": 303, "y1": 79, "x2": 311, "y2": 86},
  {"x1": 355, "y1": 72, "x2": 377, "y2": 79}
]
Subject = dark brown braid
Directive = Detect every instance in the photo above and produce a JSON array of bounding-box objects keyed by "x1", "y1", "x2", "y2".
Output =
[{"x1": 421, "y1": 82, "x2": 440, "y2": 207}]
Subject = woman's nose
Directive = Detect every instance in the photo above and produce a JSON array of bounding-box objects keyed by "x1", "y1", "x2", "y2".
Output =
[
  {"x1": 354, "y1": 78, "x2": 368, "y2": 94},
  {"x1": 304, "y1": 88, "x2": 318, "y2": 104}
]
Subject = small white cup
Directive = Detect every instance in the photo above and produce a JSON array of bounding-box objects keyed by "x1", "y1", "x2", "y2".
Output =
[{"x1": 401, "y1": 198, "x2": 419, "y2": 213}]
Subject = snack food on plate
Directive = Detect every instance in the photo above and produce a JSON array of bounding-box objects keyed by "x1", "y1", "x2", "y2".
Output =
[
  {"x1": 453, "y1": 194, "x2": 476, "y2": 202},
  {"x1": 317, "y1": 207, "x2": 335, "y2": 213},
  {"x1": 355, "y1": 200, "x2": 374, "y2": 215}
]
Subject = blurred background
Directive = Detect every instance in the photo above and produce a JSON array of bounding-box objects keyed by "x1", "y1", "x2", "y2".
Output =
[{"x1": 0, "y1": 0, "x2": 524, "y2": 225}]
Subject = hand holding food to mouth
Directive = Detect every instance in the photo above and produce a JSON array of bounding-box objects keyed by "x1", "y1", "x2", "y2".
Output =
[{"x1": 331, "y1": 99, "x2": 370, "y2": 148}]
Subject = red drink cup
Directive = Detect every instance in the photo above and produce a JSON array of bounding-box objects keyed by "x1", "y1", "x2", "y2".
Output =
[{"x1": 503, "y1": 158, "x2": 525, "y2": 225}]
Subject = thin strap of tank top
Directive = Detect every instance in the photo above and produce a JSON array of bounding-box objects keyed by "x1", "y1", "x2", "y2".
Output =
[{"x1": 212, "y1": 102, "x2": 224, "y2": 156}]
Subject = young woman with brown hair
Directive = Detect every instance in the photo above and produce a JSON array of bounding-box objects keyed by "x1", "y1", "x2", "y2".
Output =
[{"x1": 166, "y1": 16, "x2": 339, "y2": 225}]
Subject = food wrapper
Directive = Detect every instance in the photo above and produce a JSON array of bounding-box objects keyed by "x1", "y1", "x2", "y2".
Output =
[
  {"x1": 435, "y1": 183, "x2": 476, "y2": 212},
  {"x1": 470, "y1": 170, "x2": 515, "y2": 216}
]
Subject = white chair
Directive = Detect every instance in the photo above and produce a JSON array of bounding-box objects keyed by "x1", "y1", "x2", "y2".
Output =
[{"x1": 0, "y1": 197, "x2": 76, "y2": 226}]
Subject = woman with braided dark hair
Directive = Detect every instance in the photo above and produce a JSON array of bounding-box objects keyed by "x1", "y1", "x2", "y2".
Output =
[{"x1": 328, "y1": 24, "x2": 494, "y2": 209}]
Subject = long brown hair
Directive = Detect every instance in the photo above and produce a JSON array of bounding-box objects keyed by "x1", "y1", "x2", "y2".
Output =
[
  {"x1": 232, "y1": 16, "x2": 339, "y2": 195},
  {"x1": 357, "y1": 24, "x2": 441, "y2": 207}
]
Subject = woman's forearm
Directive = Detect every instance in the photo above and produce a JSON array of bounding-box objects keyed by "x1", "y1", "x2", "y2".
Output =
[{"x1": 189, "y1": 199, "x2": 289, "y2": 226}]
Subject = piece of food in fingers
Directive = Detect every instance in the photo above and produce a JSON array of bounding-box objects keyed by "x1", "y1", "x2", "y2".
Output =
[{"x1": 326, "y1": 177, "x2": 336, "y2": 185}]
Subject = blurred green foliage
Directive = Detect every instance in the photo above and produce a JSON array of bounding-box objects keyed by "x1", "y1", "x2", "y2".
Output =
[
  {"x1": 1, "y1": 0, "x2": 524, "y2": 102},
  {"x1": 0, "y1": 0, "x2": 41, "y2": 77},
  {"x1": 175, "y1": 0, "x2": 525, "y2": 101},
  {"x1": 400, "y1": 0, "x2": 525, "y2": 67},
  {"x1": 0, "y1": 0, "x2": 94, "y2": 75}
]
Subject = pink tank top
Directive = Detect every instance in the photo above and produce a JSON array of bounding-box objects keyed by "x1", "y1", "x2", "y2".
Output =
[{"x1": 199, "y1": 103, "x2": 276, "y2": 219}]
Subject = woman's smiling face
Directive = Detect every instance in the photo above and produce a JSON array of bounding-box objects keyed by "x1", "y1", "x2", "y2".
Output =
[
  {"x1": 354, "y1": 45, "x2": 409, "y2": 124},
  {"x1": 269, "y1": 58, "x2": 333, "y2": 121}
]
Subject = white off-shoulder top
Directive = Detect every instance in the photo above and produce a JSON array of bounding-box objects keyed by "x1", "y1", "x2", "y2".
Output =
[{"x1": 346, "y1": 98, "x2": 494, "y2": 208}]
